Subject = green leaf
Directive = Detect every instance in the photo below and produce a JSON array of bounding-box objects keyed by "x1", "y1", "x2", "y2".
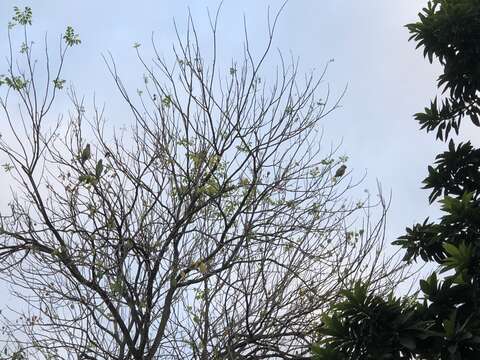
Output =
[
  {"x1": 443, "y1": 242, "x2": 460, "y2": 258},
  {"x1": 64, "y1": 26, "x2": 81, "y2": 46},
  {"x1": 12, "y1": 6, "x2": 32, "y2": 26},
  {"x1": 399, "y1": 336, "x2": 416, "y2": 350},
  {"x1": 53, "y1": 78, "x2": 66, "y2": 89},
  {"x1": 162, "y1": 95, "x2": 172, "y2": 108}
]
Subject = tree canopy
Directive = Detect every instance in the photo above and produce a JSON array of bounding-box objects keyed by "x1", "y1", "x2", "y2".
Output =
[
  {"x1": 313, "y1": 1, "x2": 480, "y2": 359},
  {"x1": 0, "y1": 6, "x2": 400, "y2": 360}
]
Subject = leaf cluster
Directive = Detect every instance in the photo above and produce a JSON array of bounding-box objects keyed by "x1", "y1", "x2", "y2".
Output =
[
  {"x1": 11, "y1": 6, "x2": 32, "y2": 27},
  {"x1": 313, "y1": 282, "x2": 429, "y2": 360},
  {"x1": 407, "y1": 0, "x2": 480, "y2": 140},
  {"x1": 313, "y1": 1, "x2": 480, "y2": 358}
]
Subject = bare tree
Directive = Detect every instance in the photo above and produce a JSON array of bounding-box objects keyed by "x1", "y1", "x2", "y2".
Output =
[{"x1": 0, "y1": 6, "x2": 404, "y2": 360}]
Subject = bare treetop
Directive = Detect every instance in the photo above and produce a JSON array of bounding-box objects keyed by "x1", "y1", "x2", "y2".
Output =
[{"x1": 0, "y1": 6, "x2": 404, "y2": 359}]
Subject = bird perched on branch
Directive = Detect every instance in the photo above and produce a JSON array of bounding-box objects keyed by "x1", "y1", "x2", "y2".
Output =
[
  {"x1": 334, "y1": 164, "x2": 347, "y2": 178},
  {"x1": 80, "y1": 144, "x2": 91, "y2": 164}
]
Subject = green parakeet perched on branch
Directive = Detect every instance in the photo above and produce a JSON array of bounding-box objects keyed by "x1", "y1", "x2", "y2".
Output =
[
  {"x1": 95, "y1": 159, "x2": 103, "y2": 178},
  {"x1": 80, "y1": 144, "x2": 91, "y2": 164},
  {"x1": 334, "y1": 164, "x2": 346, "y2": 178}
]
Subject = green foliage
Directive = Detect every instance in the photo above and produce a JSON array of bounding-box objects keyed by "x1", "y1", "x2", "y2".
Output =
[
  {"x1": 394, "y1": 4, "x2": 480, "y2": 357},
  {"x1": 313, "y1": 282, "x2": 430, "y2": 360},
  {"x1": 78, "y1": 173, "x2": 98, "y2": 186},
  {"x1": 0, "y1": 75, "x2": 28, "y2": 90},
  {"x1": 11, "y1": 6, "x2": 32, "y2": 26},
  {"x1": 63, "y1": 26, "x2": 81, "y2": 47},
  {"x1": 406, "y1": 0, "x2": 480, "y2": 140},
  {"x1": 313, "y1": 1, "x2": 480, "y2": 359},
  {"x1": 109, "y1": 278, "x2": 124, "y2": 297},
  {"x1": 422, "y1": 141, "x2": 480, "y2": 203},
  {"x1": 19, "y1": 42, "x2": 29, "y2": 54},
  {"x1": 53, "y1": 78, "x2": 66, "y2": 89},
  {"x1": 161, "y1": 95, "x2": 172, "y2": 108},
  {"x1": 2, "y1": 163, "x2": 14, "y2": 172},
  {"x1": 395, "y1": 218, "x2": 443, "y2": 263}
]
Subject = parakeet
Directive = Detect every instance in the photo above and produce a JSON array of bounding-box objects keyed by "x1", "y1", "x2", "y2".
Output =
[
  {"x1": 80, "y1": 144, "x2": 91, "y2": 164},
  {"x1": 95, "y1": 159, "x2": 103, "y2": 178},
  {"x1": 334, "y1": 164, "x2": 347, "y2": 178},
  {"x1": 198, "y1": 262, "x2": 208, "y2": 274}
]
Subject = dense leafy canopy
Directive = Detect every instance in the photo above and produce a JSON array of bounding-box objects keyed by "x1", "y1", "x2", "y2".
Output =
[
  {"x1": 312, "y1": 283, "x2": 428, "y2": 360},
  {"x1": 313, "y1": 1, "x2": 480, "y2": 359},
  {"x1": 408, "y1": 0, "x2": 480, "y2": 140}
]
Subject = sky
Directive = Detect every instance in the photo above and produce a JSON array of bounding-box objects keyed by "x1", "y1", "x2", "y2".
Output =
[{"x1": 0, "y1": 1, "x2": 449, "y2": 281}]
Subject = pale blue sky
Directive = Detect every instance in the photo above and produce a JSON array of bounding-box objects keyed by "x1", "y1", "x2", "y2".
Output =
[{"x1": 0, "y1": 1, "x2": 448, "y2": 253}]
